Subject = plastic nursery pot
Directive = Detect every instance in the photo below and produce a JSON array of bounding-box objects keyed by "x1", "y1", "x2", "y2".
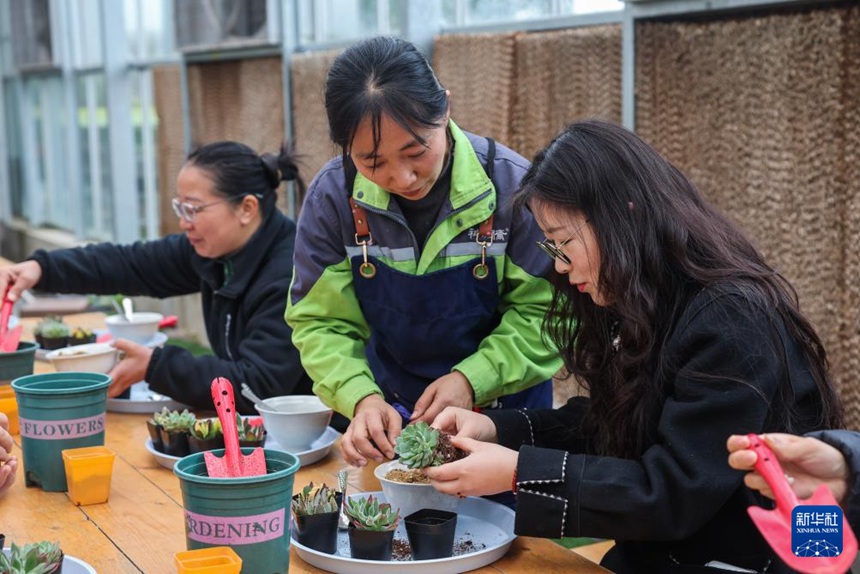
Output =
[
  {"x1": 404, "y1": 508, "x2": 458, "y2": 560},
  {"x1": 348, "y1": 526, "x2": 395, "y2": 561},
  {"x1": 291, "y1": 492, "x2": 343, "y2": 555},
  {"x1": 62, "y1": 445, "x2": 116, "y2": 505},
  {"x1": 12, "y1": 372, "x2": 110, "y2": 492},
  {"x1": 0, "y1": 341, "x2": 37, "y2": 384},
  {"x1": 0, "y1": 385, "x2": 19, "y2": 435},
  {"x1": 174, "y1": 448, "x2": 299, "y2": 574},
  {"x1": 188, "y1": 435, "x2": 225, "y2": 455},
  {"x1": 159, "y1": 428, "x2": 190, "y2": 457},
  {"x1": 36, "y1": 335, "x2": 70, "y2": 351},
  {"x1": 174, "y1": 546, "x2": 242, "y2": 574},
  {"x1": 146, "y1": 420, "x2": 163, "y2": 452}
]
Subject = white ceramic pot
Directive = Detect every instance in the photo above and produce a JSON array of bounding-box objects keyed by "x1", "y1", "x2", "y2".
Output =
[
  {"x1": 373, "y1": 460, "x2": 461, "y2": 520},
  {"x1": 105, "y1": 312, "x2": 163, "y2": 344},
  {"x1": 46, "y1": 343, "x2": 119, "y2": 373},
  {"x1": 254, "y1": 395, "x2": 332, "y2": 451}
]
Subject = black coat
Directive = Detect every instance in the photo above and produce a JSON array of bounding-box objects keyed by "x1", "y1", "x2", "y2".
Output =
[
  {"x1": 30, "y1": 210, "x2": 312, "y2": 413},
  {"x1": 487, "y1": 285, "x2": 829, "y2": 573}
]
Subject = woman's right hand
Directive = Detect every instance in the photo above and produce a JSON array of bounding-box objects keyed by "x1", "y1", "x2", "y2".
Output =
[
  {"x1": 341, "y1": 394, "x2": 402, "y2": 467},
  {"x1": 0, "y1": 260, "x2": 42, "y2": 301},
  {"x1": 431, "y1": 406, "x2": 498, "y2": 443}
]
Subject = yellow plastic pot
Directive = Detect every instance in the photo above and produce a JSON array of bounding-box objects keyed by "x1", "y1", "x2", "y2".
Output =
[
  {"x1": 62, "y1": 445, "x2": 115, "y2": 505},
  {"x1": 174, "y1": 547, "x2": 242, "y2": 574},
  {"x1": 0, "y1": 385, "x2": 18, "y2": 435}
]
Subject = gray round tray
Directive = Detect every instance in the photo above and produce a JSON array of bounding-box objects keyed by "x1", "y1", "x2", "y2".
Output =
[{"x1": 292, "y1": 492, "x2": 516, "y2": 574}]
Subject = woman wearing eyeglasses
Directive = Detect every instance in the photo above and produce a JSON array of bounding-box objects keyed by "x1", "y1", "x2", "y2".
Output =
[
  {"x1": 286, "y1": 36, "x2": 561, "y2": 467},
  {"x1": 421, "y1": 120, "x2": 844, "y2": 573},
  {"x1": 0, "y1": 141, "x2": 313, "y2": 413}
]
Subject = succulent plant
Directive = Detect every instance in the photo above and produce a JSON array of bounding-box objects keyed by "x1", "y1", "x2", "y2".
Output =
[
  {"x1": 393, "y1": 421, "x2": 466, "y2": 469},
  {"x1": 69, "y1": 327, "x2": 95, "y2": 343},
  {"x1": 190, "y1": 418, "x2": 221, "y2": 440},
  {"x1": 291, "y1": 482, "x2": 339, "y2": 517},
  {"x1": 0, "y1": 540, "x2": 63, "y2": 574},
  {"x1": 236, "y1": 414, "x2": 265, "y2": 442},
  {"x1": 158, "y1": 409, "x2": 196, "y2": 434},
  {"x1": 33, "y1": 317, "x2": 70, "y2": 339},
  {"x1": 150, "y1": 406, "x2": 172, "y2": 428},
  {"x1": 344, "y1": 495, "x2": 400, "y2": 531}
]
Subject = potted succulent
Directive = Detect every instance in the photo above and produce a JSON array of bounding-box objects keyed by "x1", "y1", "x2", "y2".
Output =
[
  {"x1": 236, "y1": 414, "x2": 266, "y2": 448},
  {"x1": 344, "y1": 495, "x2": 400, "y2": 561},
  {"x1": 291, "y1": 482, "x2": 342, "y2": 554},
  {"x1": 33, "y1": 317, "x2": 70, "y2": 351},
  {"x1": 147, "y1": 407, "x2": 171, "y2": 452},
  {"x1": 404, "y1": 508, "x2": 458, "y2": 560},
  {"x1": 157, "y1": 409, "x2": 196, "y2": 457},
  {"x1": 68, "y1": 327, "x2": 96, "y2": 346},
  {"x1": 188, "y1": 418, "x2": 224, "y2": 454},
  {"x1": 394, "y1": 421, "x2": 466, "y2": 470},
  {"x1": 0, "y1": 540, "x2": 64, "y2": 573}
]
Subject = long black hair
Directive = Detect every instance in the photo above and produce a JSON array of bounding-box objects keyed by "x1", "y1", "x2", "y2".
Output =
[
  {"x1": 324, "y1": 36, "x2": 448, "y2": 166},
  {"x1": 514, "y1": 120, "x2": 842, "y2": 457},
  {"x1": 186, "y1": 141, "x2": 304, "y2": 213}
]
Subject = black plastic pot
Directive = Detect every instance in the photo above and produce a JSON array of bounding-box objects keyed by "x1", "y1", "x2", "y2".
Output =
[
  {"x1": 68, "y1": 334, "x2": 96, "y2": 346},
  {"x1": 146, "y1": 420, "x2": 163, "y2": 452},
  {"x1": 0, "y1": 533, "x2": 4, "y2": 551},
  {"x1": 36, "y1": 335, "x2": 69, "y2": 351},
  {"x1": 347, "y1": 526, "x2": 395, "y2": 561},
  {"x1": 404, "y1": 508, "x2": 457, "y2": 560},
  {"x1": 294, "y1": 511, "x2": 340, "y2": 554},
  {"x1": 238, "y1": 435, "x2": 266, "y2": 449},
  {"x1": 188, "y1": 434, "x2": 225, "y2": 454},
  {"x1": 158, "y1": 428, "x2": 190, "y2": 457}
]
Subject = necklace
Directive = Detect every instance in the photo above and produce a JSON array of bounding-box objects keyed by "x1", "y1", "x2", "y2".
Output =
[{"x1": 610, "y1": 320, "x2": 622, "y2": 352}]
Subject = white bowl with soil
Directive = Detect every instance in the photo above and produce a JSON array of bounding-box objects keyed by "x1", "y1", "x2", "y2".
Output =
[{"x1": 374, "y1": 460, "x2": 461, "y2": 520}]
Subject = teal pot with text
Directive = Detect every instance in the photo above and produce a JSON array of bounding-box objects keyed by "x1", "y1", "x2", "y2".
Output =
[
  {"x1": 0, "y1": 341, "x2": 37, "y2": 384},
  {"x1": 174, "y1": 449, "x2": 299, "y2": 574},
  {"x1": 11, "y1": 371, "x2": 110, "y2": 492}
]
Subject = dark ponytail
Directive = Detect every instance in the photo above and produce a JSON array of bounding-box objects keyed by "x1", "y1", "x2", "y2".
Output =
[{"x1": 187, "y1": 140, "x2": 304, "y2": 214}]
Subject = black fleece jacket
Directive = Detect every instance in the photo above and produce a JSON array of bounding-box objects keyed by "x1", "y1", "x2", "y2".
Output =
[{"x1": 29, "y1": 210, "x2": 312, "y2": 413}]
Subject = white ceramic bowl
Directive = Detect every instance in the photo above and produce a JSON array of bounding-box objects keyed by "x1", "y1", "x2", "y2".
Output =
[
  {"x1": 254, "y1": 395, "x2": 332, "y2": 451},
  {"x1": 46, "y1": 343, "x2": 119, "y2": 373},
  {"x1": 374, "y1": 459, "x2": 461, "y2": 520},
  {"x1": 105, "y1": 312, "x2": 163, "y2": 344}
]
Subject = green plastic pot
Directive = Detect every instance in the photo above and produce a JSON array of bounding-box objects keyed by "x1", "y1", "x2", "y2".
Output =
[
  {"x1": 12, "y1": 371, "x2": 110, "y2": 492},
  {"x1": 0, "y1": 341, "x2": 37, "y2": 384},
  {"x1": 174, "y1": 449, "x2": 299, "y2": 574}
]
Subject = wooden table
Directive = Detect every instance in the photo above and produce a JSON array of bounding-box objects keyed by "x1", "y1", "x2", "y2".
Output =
[{"x1": 1, "y1": 311, "x2": 608, "y2": 572}]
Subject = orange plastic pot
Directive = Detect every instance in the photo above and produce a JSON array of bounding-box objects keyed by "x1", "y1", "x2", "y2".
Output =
[
  {"x1": 0, "y1": 386, "x2": 18, "y2": 435},
  {"x1": 62, "y1": 445, "x2": 115, "y2": 505},
  {"x1": 174, "y1": 547, "x2": 242, "y2": 574}
]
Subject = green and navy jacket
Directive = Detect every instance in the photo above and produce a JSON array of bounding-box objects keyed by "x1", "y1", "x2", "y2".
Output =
[{"x1": 286, "y1": 121, "x2": 561, "y2": 418}]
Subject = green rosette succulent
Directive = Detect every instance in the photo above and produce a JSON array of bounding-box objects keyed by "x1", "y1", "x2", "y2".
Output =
[
  {"x1": 344, "y1": 495, "x2": 399, "y2": 531},
  {"x1": 393, "y1": 421, "x2": 442, "y2": 468},
  {"x1": 291, "y1": 482, "x2": 339, "y2": 517}
]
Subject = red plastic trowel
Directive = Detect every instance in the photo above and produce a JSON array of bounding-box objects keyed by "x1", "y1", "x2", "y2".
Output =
[
  {"x1": 746, "y1": 433, "x2": 857, "y2": 574},
  {"x1": 203, "y1": 377, "x2": 266, "y2": 478}
]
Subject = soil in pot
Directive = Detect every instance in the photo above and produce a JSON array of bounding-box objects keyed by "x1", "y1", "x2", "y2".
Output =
[
  {"x1": 348, "y1": 527, "x2": 395, "y2": 561},
  {"x1": 385, "y1": 468, "x2": 430, "y2": 484},
  {"x1": 404, "y1": 509, "x2": 457, "y2": 560}
]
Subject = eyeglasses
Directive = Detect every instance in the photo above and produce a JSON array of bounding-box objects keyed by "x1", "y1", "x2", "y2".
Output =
[
  {"x1": 535, "y1": 220, "x2": 589, "y2": 265},
  {"x1": 171, "y1": 193, "x2": 260, "y2": 223}
]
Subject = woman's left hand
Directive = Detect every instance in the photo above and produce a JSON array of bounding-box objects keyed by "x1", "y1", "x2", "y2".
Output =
[
  {"x1": 411, "y1": 371, "x2": 474, "y2": 423},
  {"x1": 107, "y1": 339, "x2": 153, "y2": 398},
  {"x1": 423, "y1": 435, "x2": 518, "y2": 497}
]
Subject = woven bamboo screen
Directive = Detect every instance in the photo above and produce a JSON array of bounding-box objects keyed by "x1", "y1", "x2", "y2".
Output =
[
  {"x1": 510, "y1": 25, "x2": 622, "y2": 159},
  {"x1": 290, "y1": 49, "x2": 340, "y2": 196},
  {"x1": 636, "y1": 4, "x2": 860, "y2": 427},
  {"x1": 153, "y1": 65, "x2": 185, "y2": 237},
  {"x1": 433, "y1": 33, "x2": 517, "y2": 146}
]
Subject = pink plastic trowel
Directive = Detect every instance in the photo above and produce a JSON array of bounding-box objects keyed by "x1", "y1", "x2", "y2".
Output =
[
  {"x1": 203, "y1": 377, "x2": 266, "y2": 478},
  {"x1": 746, "y1": 433, "x2": 857, "y2": 574},
  {"x1": 0, "y1": 288, "x2": 22, "y2": 352}
]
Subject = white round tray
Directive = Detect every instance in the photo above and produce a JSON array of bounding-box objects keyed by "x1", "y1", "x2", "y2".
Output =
[
  {"x1": 145, "y1": 425, "x2": 341, "y2": 469},
  {"x1": 292, "y1": 492, "x2": 516, "y2": 574},
  {"x1": 2, "y1": 549, "x2": 96, "y2": 574},
  {"x1": 107, "y1": 380, "x2": 188, "y2": 414}
]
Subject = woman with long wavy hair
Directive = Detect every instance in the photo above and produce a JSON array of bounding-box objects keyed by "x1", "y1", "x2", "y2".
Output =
[{"x1": 425, "y1": 119, "x2": 843, "y2": 573}]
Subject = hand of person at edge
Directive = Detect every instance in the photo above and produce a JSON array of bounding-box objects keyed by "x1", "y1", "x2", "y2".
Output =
[
  {"x1": 107, "y1": 339, "x2": 153, "y2": 398},
  {"x1": 411, "y1": 371, "x2": 474, "y2": 424},
  {"x1": 342, "y1": 394, "x2": 402, "y2": 467},
  {"x1": 423, "y1": 436, "x2": 517, "y2": 497},
  {"x1": 0, "y1": 412, "x2": 17, "y2": 497},
  {"x1": 0, "y1": 260, "x2": 42, "y2": 302},
  {"x1": 431, "y1": 406, "x2": 498, "y2": 443},
  {"x1": 727, "y1": 433, "x2": 849, "y2": 504}
]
